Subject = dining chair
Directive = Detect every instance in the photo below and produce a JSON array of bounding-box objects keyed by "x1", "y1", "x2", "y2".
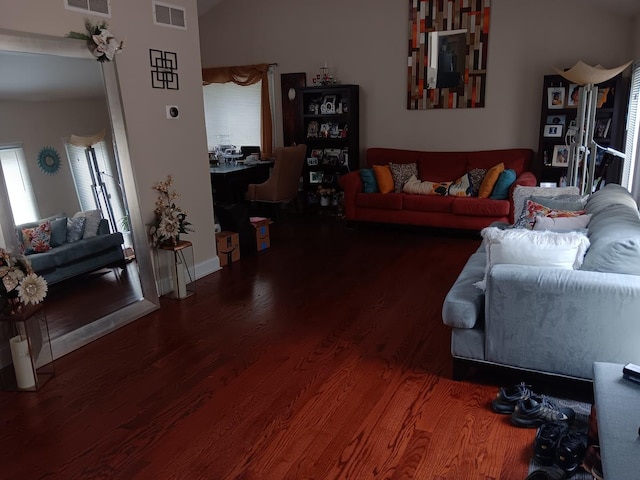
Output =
[{"x1": 246, "y1": 144, "x2": 306, "y2": 220}]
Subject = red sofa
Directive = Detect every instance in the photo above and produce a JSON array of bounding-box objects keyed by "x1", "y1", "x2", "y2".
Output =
[{"x1": 339, "y1": 148, "x2": 536, "y2": 230}]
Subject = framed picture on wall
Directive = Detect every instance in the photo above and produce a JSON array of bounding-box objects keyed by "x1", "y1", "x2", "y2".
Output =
[
  {"x1": 552, "y1": 145, "x2": 570, "y2": 167},
  {"x1": 567, "y1": 84, "x2": 580, "y2": 107},
  {"x1": 543, "y1": 124, "x2": 563, "y2": 138},
  {"x1": 548, "y1": 87, "x2": 566, "y2": 109},
  {"x1": 546, "y1": 114, "x2": 566, "y2": 126}
]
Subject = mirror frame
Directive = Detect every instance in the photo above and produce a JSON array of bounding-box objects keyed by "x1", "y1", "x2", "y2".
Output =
[
  {"x1": 407, "y1": 0, "x2": 491, "y2": 109},
  {"x1": 0, "y1": 28, "x2": 159, "y2": 358}
]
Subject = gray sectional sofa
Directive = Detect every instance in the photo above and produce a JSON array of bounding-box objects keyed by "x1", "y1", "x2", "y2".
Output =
[
  {"x1": 17, "y1": 214, "x2": 125, "y2": 286},
  {"x1": 442, "y1": 184, "x2": 640, "y2": 380}
]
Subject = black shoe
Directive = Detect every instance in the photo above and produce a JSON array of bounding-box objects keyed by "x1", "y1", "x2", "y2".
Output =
[
  {"x1": 533, "y1": 422, "x2": 570, "y2": 466},
  {"x1": 511, "y1": 396, "x2": 575, "y2": 428},
  {"x1": 525, "y1": 465, "x2": 567, "y2": 480},
  {"x1": 491, "y1": 382, "x2": 535, "y2": 414},
  {"x1": 555, "y1": 431, "x2": 588, "y2": 475}
]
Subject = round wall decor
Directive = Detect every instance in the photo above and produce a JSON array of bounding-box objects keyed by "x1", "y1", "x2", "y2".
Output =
[{"x1": 37, "y1": 146, "x2": 61, "y2": 175}]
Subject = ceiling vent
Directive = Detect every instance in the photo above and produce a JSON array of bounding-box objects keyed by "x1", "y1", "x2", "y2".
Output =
[
  {"x1": 65, "y1": 0, "x2": 111, "y2": 16},
  {"x1": 154, "y1": 2, "x2": 187, "y2": 29}
]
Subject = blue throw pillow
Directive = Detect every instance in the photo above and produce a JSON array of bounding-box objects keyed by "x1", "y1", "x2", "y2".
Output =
[
  {"x1": 360, "y1": 168, "x2": 379, "y2": 193},
  {"x1": 490, "y1": 169, "x2": 516, "y2": 200},
  {"x1": 50, "y1": 217, "x2": 68, "y2": 247}
]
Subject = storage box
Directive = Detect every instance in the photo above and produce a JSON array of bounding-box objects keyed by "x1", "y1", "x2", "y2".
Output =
[
  {"x1": 250, "y1": 217, "x2": 271, "y2": 251},
  {"x1": 216, "y1": 231, "x2": 240, "y2": 266}
]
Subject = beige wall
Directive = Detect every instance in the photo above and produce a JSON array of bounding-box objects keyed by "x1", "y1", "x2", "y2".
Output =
[
  {"x1": 199, "y1": 0, "x2": 636, "y2": 163},
  {"x1": 0, "y1": 0, "x2": 218, "y2": 275}
]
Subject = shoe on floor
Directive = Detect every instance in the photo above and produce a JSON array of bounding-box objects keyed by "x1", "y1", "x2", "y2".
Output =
[
  {"x1": 555, "y1": 431, "x2": 588, "y2": 475},
  {"x1": 511, "y1": 396, "x2": 575, "y2": 428},
  {"x1": 582, "y1": 444, "x2": 603, "y2": 480},
  {"x1": 524, "y1": 465, "x2": 567, "y2": 480},
  {"x1": 533, "y1": 422, "x2": 570, "y2": 466},
  {"x1": 491, "y1": 382, "x2": 535, "y2": 414}
]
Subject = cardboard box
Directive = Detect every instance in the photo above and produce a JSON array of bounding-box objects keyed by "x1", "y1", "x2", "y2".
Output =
[
  {"x1": 250, "y1": 217, "x2": 271, "y2": 251},
  {"x1": 216, "y1": 231, "x2": 240, "y2": 266}
]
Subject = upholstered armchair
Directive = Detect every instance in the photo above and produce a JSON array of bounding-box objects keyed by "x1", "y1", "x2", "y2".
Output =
[{"x1": 246, "y1": 145, "x2": 306, "y2": 214}]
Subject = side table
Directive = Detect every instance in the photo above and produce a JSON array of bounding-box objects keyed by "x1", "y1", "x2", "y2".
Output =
[
  {"x1": 0, "y1": 302, "x2": 54, "y2": 391},
  {"x1": 157, "y1": 240, "x2": 196, "y2": 299},
  {"x1": 593, "y1": 361, "x2": 640, "y2": 479}
]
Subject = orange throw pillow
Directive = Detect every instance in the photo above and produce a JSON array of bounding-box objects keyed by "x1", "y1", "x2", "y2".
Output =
[
  {"x1": 372, "y1": 164, "x2": 394, "y2": 194},
  {"x1": 478, "y1": 162, "x2": 505, "y2": 198}
]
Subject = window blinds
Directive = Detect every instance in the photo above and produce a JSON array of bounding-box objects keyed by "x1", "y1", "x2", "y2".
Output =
[{"x1": 0, "y1": 146, "x2": 39, "y2": 224}]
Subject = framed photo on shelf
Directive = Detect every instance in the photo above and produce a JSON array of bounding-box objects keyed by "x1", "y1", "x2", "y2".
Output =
[
  {"x1": 310, "y1": 149, "x2": 323, "y2": 160},
  {"x1": 567, "y1": 84, "x2": 580, "y2": 107},
  {"x1": 552, "y1": 145, "x2": 569, "y2": 167},
  {"x1": 546, "y1": 114, "x2": 566, "y2": 126},
  {"x1": 548, "y1": 87, "x2": 566, "y2": 109},
  {"x1": 320, "y1": 95, "x2": 337, "y2": 114},
  {"x1": 309, "y1": 171, "x2": 323, "y2": 184},
  {"x1": 594, "y1": 117, "x2": 612, "y2": 139},
  {"x1": 543, "y1": 124, "x2": 563, "y2": 138},
  {"x1": 307, "y1": 157, "x2": 318, "y2": 166}
]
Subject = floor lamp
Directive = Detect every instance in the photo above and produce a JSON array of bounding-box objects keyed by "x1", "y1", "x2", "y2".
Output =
[{"x1": 554, "y1": 61, "x2": 631, "y2": 195}]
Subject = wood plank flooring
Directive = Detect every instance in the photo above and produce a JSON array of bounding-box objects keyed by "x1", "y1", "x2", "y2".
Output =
[{"x1": 0, "y1": 215, "x2": 549, "y2": 479}]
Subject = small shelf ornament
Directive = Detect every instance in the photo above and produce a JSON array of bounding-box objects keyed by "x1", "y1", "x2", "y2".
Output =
[{"x1": 312, "y1": 62, "x2": 337, "y2": 86}]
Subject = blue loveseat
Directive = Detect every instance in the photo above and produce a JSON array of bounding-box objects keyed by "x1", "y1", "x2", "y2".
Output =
[
  {"x1": 442, "y1": 184, "x2": 640, "y2": 380},
  {"x1": 16, "y1": 213, "x2": 125, "y2": 286}
]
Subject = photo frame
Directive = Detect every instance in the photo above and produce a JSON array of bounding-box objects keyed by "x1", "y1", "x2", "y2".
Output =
[
  {"x1": 320, "y1": 95, "x2": 337, "y2": 114},
  {"x1": 543, "y1": 125, "x2": 563, "y2": 138},
  {"x1": 547, "y1": 87, "x2": 565, "y2": 109},
  {"x1": 307, "y1": 157, "x2": 318, "y2": 166},
  {"x1": 567, "y1": 84, "x2": 580, "y2": 107},
  {"x1": 594, "y1": 118, "x2": 612, "y2": 139},
  {"x1": 546, "y1": 114, "x2": 566, "y2": 126},
  {"x1": 309, "y1": 171, "x2": 323, "y2": 184},
  {"x1": 552, "y1": 145, "x2": 570, "y2": 167}
]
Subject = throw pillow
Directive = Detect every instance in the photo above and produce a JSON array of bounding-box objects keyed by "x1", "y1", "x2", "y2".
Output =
[
  {"x1": 372, "y1": 165, "x2": 395, "y2": 194},
  {"x1": 73, "y1": 209, "x2": 102, "y2": 238},
  {"x1": 388, "y1": 162, "x2": 418, "y2": 193},
  {"x1": 512, "y1": 185, "x2": 580, "y2": 224},
  {"x1": 533, "y1": 214, "x2": 592, "y2": 232},
  {"x1": 478, "y1": 162, "x2": 505, "y2": 198},
  {"x1": 515, "y1": 199, "x2": 587, "y2": 230},
  {"x1": 489, "y1": 169, "x2": 516, "y2": 200},
  {"x1": 49, "y1": 217, "x2": 68, "y2": 247},
  {"x1": 468, "y1": 168, "x2": 487, "y2": 196},
  {"x1": 403, "y1": 175, "x2": 451, "y2": 195},
  {"x1": 66, "y1": 216, "x2": 86, "y2": 243},
  {"x1": 448, "y1": 173, "x2": 473, "y2": 197},
  {"x1": 474, "y1": 226, "x2": 590, "y2": 290},
  {"x1": 360, "y1": 168, "x2": 379, "y2": 193},
  {"x1": 21, "y1": 221, "x2": 52, "y2": 254}
]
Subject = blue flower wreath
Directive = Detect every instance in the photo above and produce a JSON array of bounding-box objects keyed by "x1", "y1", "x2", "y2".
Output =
[{"x1": 37, "y1": 146, "x2": 61, "y2": 175}]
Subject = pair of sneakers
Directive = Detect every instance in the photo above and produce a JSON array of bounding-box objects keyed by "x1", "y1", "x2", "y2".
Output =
[
  {"x1": 533, "y1": 422, "x2": 588, "y2": 475},
  {"x1": 491, "y1": 382, "x2": 576, "y2": 427}
]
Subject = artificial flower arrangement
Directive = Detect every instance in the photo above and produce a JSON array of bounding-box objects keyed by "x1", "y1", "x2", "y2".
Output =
[
  {"x1": 149, "y1": 175, "x2": 194, "y2": 247},
  {"x1": 0, "y1": 248, "x2": 48, "y2": 313},
  {"x1": 66, "y1": 19, "x2": 124, "y2": 62}
]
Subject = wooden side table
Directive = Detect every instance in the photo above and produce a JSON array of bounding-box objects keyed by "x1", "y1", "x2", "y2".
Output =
[
  {"x1": 157, "y1": 240, "x2": 196, "y2": 299},
  {"x1": 0, "y1": 302, "x2": 54, "y2": 391}
]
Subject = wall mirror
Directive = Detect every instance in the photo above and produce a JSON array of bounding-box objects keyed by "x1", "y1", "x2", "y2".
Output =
[
  {"x1": 0, "y1": 29, "x2": 159, "y2": 360},
  {"x1": 408, "y1": 0, "x2": 491, "y2": 109}
]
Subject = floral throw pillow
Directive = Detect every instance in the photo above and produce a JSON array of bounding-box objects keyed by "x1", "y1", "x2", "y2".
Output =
[
  {"x1": 389, "y1": 162, "x2": 418, "y2": 193},
  {"x1": 514, "y1": 199, "x2": 587, "y2": 230},
  {"x1": 403, "y1": 175, "x2": 452, "y2": 195},
  {"x1": 66, "y1": 217, "x2": 87, "y2": 243},
  {"x1": 21, "y1": 221, "x2": 52, "y2": 254},
  {"x1": 448, "y1": 173, "x2": 473, "y2": 197}
]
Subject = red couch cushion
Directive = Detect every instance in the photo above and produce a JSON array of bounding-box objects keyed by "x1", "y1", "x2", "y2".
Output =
[
  {"x1": 451, "y1": 197, "x2": 510, "y2": 217},
  {"x1": 403, "y1": 194, "x2": 455, "y2": 213},
  {"x1": 355, "y1": 192, "x2": 403, "y2": 210}
]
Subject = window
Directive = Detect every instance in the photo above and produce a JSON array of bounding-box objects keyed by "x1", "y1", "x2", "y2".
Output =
[
  {"x1": 0, "y1": 145, "x2": 39, "y2": 224},
  {"x1": 203, "y1": 81, "x2": 262, "y2": 150},
  {"x1": 64, "y1": 140, "x2": 126, "y2": 233}
]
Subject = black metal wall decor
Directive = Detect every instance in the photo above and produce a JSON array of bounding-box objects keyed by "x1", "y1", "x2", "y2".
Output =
[{"x1": 150, "y1": 49, "x2": 179, "y2": 90}]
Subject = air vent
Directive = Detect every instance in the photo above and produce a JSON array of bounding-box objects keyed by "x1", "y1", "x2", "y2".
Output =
[
  {"x1": 154, "y1": 1, "x2": 187, "y2": 29},
  {"x1": 65, "y1": 0, "x2": 110, "y2": 16}
]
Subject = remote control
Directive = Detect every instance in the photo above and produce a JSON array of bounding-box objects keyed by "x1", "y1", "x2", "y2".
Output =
[{"x1": 623, "y1": 363, "x2": 640, "y2": 384}]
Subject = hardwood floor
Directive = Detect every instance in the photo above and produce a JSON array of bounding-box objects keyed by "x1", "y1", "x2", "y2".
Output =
[{"x1": 0, "y1": 215, "x2": 557, "y2": 479}]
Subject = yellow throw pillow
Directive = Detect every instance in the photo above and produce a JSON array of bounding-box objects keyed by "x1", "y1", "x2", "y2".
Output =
[
  {"x1": 372, "y1": 164, "x2": 394, "y2": 194},
  {"x1": 478, "y1": 162, "x2": 505, "y2": 198}
]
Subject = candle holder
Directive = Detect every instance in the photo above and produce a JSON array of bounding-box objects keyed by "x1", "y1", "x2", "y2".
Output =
[
  {"x1": 312, "y1": 64, "x2": 337, "y2": 86},
  {"x1": 0, "y1": 303, "x2": 54, "y2": 391}
]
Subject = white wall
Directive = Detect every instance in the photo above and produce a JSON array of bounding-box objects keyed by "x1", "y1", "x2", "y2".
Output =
[
  {"x1": 199, "y1": 0, "x2": 636, "y2": 164},
  {"x1": 0, "y1": 0, "x2": 218, "y2": 274}
]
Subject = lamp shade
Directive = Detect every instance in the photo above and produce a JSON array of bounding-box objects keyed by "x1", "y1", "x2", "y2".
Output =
[
  {"x1": 553, "y1": 61, "x2": 632, "y2": 86},
  {"x1": 68, "y1": 129, "x2": 106, "y2": 148}
]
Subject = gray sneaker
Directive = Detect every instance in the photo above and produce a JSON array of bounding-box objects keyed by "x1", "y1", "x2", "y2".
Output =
[{"x1": 511, "y1": 396, "x2": 575, "y2": 428}]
